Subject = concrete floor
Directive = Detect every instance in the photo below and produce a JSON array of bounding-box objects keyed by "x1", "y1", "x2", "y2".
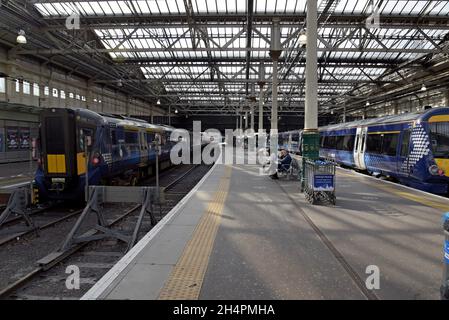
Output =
[{"x1": 84, "y1": 163, "x2": 447, "y2": 300}]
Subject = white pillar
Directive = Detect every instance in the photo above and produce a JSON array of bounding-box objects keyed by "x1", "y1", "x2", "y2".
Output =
[
  {"x1": 304, "y1": 0, "x2": 318, "y2": 131},
  {"x1": 236, "y1": 115, "x2": 239, "y2": 130},
  {"x1": 271, "y1": 60, "x2": 278, "y2": 131},
  {"x1": 240, "y1": 114, "x2": 243, "y2": 130},
  {"x1": 258, "y1": 87, "x2": 264, "y2": 131}
]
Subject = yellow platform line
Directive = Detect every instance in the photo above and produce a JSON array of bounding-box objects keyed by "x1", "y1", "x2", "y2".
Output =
[
  {"x1": 337, "y1": 170, "x2": 449, "y2": 211},
  {"x1": 158, "y1": 166, "x2": 232, "y2": 300}
]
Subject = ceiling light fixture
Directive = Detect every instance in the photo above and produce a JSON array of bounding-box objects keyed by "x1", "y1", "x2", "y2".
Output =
[
  {"x1": 298, "y1": 29, "x2": 307, "y2": 46},
  {"x1": 16, "y1": 29, "x2": 27, "y2": 44},
  {"x1": 421, "y1": 83, "x2": 427, "y2": 91}
]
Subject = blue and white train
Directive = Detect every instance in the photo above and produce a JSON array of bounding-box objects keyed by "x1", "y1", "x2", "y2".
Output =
[
  {"x1": 279, "y1": 107, "x2": 449, "y2": 194},
  {"x1": 35, "y1": 108, "x2": 195, "y2": 201}
]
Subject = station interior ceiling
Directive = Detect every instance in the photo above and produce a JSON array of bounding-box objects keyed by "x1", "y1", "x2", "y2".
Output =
[{"x1": 1, "y1": 0, "x2": 449, "y2": 130}]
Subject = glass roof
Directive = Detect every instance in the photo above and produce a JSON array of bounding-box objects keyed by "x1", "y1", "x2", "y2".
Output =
[{"x1": 32, "y1": 0, "x2": 449, "y2": 114}]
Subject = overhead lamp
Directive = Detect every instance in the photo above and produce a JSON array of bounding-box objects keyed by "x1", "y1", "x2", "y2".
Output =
[
  {"x1": 16, "y1": 29, "x2": 27, "y2": 44},
  {"x1": 298, "y1": 29, "x2": 307, "y2": 46},
  {"x1": 366, "y1": 101, "x2": 370, "y2": 106},
  {"x1": 174, "y1": 109, "x2": 178, "y2": 114},
  {"x1": 421, "y1": 83, "x2": 427, "y2": 91},
  {"x1": 330, "y1": 110, "x2": 334, "y2": 115},
  {"x1": 157, "y1": 99, "x2": 161, "y2": 105},
  {"x1": 117, "y1": 79, "x2": 123, "y2": 87}
]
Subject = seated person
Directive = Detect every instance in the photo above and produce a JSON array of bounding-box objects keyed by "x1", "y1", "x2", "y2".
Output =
[{"x1": 270, "y1": 149, "x2": 292, "y2": 179}]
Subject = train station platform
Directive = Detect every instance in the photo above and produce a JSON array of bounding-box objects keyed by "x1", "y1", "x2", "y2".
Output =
[{"x1": 82, "y1": 161, "x2": 447, "y2": 300}]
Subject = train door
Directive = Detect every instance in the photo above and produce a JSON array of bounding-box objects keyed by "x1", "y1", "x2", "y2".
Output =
[
  {"x1": 397, "y1": 129, "x2": 411, "y2": 176},
  {"x1": 139, "y1": 130, "x2": 148, "y2": 166},
  {"x1": 354, "y1": 127, "x2": 367, "y2": 170}
]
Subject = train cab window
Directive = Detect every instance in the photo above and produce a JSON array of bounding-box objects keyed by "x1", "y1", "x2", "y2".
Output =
[
  {"x1": 429, "y1": 122, "x2": 449, "y2": 157},
  {"x1": 78, "y1": 128, "x2": 94, "y2": 152},
  {"x1": 381, "y1": 133, "x2": 399, "y2": 156},
  {"x1": 111, "y1": 130, "x2": 117, "y2": 145},
  {"x1": 45, "y1": 117, "x2": 65, "y2": 153},
  {"x1": 400, "y1": 130, "x2": 411, "y2": 157}
]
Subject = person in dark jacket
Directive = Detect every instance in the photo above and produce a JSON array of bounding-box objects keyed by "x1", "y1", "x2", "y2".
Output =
[{"x1": 270, "y1": 149, "x2": 292, "y2": 179}]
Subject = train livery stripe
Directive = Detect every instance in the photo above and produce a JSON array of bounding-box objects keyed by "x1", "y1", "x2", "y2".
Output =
[
  {"x1": 367, "y1": 131, "x2": 400, "y2": 135},
  {"x1": 47, "y1": 154, "x2": 66, "y2": 174},
  {"x1": 77, "y1": 152, "x2": 87, "y2": 175},
  {"x1": 158, "y1": 165, "x2": 232, "y2": 300},
  {"x1": 428, "y1": 115, "x2": 449, "y2": 123}
]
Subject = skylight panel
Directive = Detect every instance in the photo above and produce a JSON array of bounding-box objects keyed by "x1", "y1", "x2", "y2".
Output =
[
  {"x1": 236, "y1": 0, "x2": 246, "y2": 12},
  {"x1": 98, "y1": 1, "x2": 114, "y2": 15},
  {"x1": 147, "y1": 0, "x2": 159, "y2": 13},
  {"x1": 276, "y1": 0, "x2": 287, "y2": 13},
  {"x1": 157, "y1": 0, "x2": 170, "y2": 13},
  {"x1": 43, "y1": 3, "x2": 59, "y2": 16},
  {"x1": 285, "y1": 0, "x2": 298, "y2": 12}
]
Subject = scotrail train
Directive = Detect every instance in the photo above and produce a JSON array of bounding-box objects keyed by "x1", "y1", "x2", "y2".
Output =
[
  {"x1": 279, "y1": 107, "x2": 449, "y2": 194},
  {"x1": 34, "y1": 108, "x2": 201, "y2": 201}
]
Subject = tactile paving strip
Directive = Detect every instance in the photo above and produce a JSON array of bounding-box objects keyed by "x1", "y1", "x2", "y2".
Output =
[{"x1": 158, "y1": 166, "x2": 232, "y2": 300}]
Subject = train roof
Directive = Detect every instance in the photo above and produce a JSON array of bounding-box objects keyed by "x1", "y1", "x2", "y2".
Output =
[{"x1": 320, "y1": 106, "x2": 449, "y2": 132}]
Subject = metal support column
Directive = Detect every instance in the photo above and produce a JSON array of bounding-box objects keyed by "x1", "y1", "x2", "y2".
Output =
[
  {"x1": 245, "y1": 111, "x2": 248, "y2": 129},
  {"x1": 441, "y1": 212, "x2": 449, "y2": 300},
  {"x1": 270, "y1": 18, "x2": 282, "y2": 132},
  {"x1": 258, "y1": 62, "x2": 266, "y2": 132},
  {"x1": 302, "y1": 0, "x2": 319, "y2": 161}
]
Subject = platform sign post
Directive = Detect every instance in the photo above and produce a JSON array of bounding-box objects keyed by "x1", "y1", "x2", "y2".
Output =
[{"x1": 441, "y1": 212, "x2": 449, "y2": 300}]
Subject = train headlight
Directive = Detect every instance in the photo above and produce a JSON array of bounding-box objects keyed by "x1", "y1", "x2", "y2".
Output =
[{"x1": 429, "y1": 165, "x2": 439, "y2": 175}]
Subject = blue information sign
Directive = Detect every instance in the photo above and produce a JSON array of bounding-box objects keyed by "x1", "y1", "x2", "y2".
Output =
[{"x1": 314, "y1": 174, "x2": 334, "y2": 191}]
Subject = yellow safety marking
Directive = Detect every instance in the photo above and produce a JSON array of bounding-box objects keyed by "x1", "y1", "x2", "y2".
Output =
[
  {"x1": 47, "y1": 154, "x2": 66, "y2": 173},
  {"x1": 158, "y1": 166, "x2": 232, "y2": 300},
  {"x1": 428, "y1": 115, "x2": 449, "y2": 123},
  {"x1": 337, "y1": 170, "x2": 449, "y2": 211},
  {"x1": 434, "y1": 159, "x2": 449, "y2": 178},
  {"x1": 367, "y1": 131, "x2": 400, "y2": 135},
  {"x1": 77, "y1": 152, "x2": 87, "y2": 175}
]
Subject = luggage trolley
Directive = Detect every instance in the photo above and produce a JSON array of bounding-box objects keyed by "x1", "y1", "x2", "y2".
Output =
[{"x1": 303, "y1": 159, "x2": 336, "y2": 205}]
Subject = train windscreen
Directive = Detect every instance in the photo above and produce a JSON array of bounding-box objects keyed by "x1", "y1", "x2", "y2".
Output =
[
  {"x1": 45, "y1": 117, "x2": 65, "y2": 153},
  {"x1": 430, "y1": 122, "x2": 449, "y2": 158}
]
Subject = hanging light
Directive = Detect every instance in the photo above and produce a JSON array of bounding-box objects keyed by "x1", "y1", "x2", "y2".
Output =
[
  {"x1": 16, "y1": 29, "x2": 27, "y2": 44},
  {"x1": 117, "y1": 79, "x2": 123, "y2": 87},
  {"x1": 366, "y1": 101, "x2": 370, "y2": 106},
  {"x1": 330, "y1": 110, "x2": 334, "y2": 115},
  {"x1": 298, "y1": 29, "x2": 307, "y2": 46},
  {"x1": 157, "y1": 99, "x2": 161, "y2": 105},
  {"x1": 421, "y1": 83, "x2": 427, "y2": 91},
  {"x1": 174, "y1": 109, "x2": 178, "y2": 114}
]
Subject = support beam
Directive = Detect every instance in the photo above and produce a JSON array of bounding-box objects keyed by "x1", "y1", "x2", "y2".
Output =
[{"x1": 304, "y1": 0, "x2": 318, "y2": 131}]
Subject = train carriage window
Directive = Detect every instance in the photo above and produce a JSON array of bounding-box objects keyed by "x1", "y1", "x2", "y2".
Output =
[
  {"x1": 342, "y1": 135, "x2": 355, "y2": 151},
  {"x1": 382, "y1": 133, "x2": 399, "y2": 156},
  {"x1": 366, "y1": 134, "x2": 382, "y2": 154},
  {"x1": 400, "y1": 130, "x2": 411, "y2": 157},
  {"x1": 429, "y1": 122, "x2": 449, "y2": 157},
  {"x1": 336, "y1": 136, "x2": 344, "y2": 150},
  {"x1": 124, "y1": 131, "x2": 138, "y2": 144}
]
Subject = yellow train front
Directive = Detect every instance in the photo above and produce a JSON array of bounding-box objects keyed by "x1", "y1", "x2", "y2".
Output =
[{"x1": 34, "y1": 108, "x2": 175, "y2": 201}]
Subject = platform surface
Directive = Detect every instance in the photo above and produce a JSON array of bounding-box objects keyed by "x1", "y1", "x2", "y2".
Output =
[{"x1": 83, "y1": 161, "x2": 447, "y2": 300}]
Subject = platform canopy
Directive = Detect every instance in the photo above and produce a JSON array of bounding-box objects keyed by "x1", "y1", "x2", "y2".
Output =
[{"x1": 1, "y1": 0, "x2": 449, "y2": 116}]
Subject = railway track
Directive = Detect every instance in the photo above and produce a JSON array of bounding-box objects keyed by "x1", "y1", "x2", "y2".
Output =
[{"x1": 0, "y1": 163, "x2": 212, "y2": 300}]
